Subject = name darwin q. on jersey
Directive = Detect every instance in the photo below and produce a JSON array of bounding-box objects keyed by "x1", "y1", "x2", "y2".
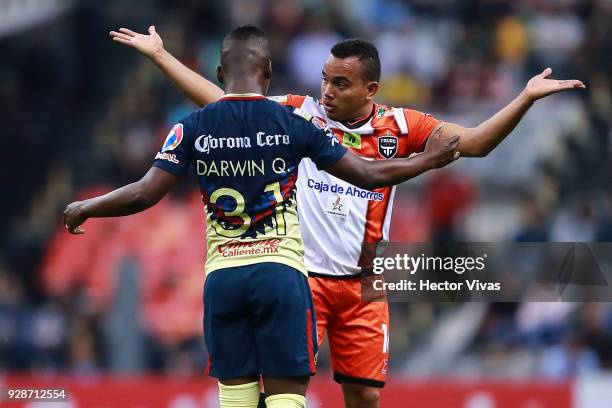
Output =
[{"x1": 153, "y1": 94, "x2": 347, "y2": 275}]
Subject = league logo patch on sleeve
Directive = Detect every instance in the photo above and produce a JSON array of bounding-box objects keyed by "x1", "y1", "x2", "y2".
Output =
[
  {"x1": 267, "y1": 95, "x2": 288, "y2": 104},
  {"x1": 292, "y1": 108, "x2": 313, "y2": 121},
  {"x1": 161, "y1": 123, "x2": 184, "y2": 152}
]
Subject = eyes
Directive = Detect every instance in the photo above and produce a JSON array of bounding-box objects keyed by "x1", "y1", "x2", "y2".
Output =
[{"x1": 322, "y1": 77, "x2": 348, "y2": 90}]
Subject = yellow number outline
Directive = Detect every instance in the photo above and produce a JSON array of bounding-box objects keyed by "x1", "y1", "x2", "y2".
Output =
[{"x1": 208, "y1": 182, "x2": 287, "y2": 237}]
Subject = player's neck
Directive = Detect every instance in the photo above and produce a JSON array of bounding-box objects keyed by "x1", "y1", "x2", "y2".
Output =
[
  {"x1": 341, "y1": 103, "x2": 375, "y2": 128},
  {"x1": 224, "y1": 79, "x2": 266, "y2": 96}
]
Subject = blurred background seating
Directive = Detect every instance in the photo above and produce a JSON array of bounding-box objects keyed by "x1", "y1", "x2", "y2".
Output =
[{"x1": 1, "y1": 0, "x2": 611, "y2": 382}]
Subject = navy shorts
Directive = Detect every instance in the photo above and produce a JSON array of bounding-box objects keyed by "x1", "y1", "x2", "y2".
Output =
[{"x1": 203, "y1": 262, "x2": 317, "y2": 380}]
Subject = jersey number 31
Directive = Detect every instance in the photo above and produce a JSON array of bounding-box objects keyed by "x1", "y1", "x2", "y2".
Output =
[{"x1": 208, "y1": 182, "x2": 286, "y2": 238}]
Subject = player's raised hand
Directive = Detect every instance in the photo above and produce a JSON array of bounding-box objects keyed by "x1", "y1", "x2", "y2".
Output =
[
  {"x1": 423, "y1": 127, "x2": 460, "y2": 169},
  {"x1": 63, "y1": 201, "x2": 86, "y2": 235},
  {"x1": 524, "y1": 67, "x2": 586, "y2": 101},
  {"x1": 109, "y1": 26, "x2": 163, "y2": 58}
]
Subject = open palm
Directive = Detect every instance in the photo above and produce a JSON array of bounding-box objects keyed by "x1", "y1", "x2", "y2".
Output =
[
  {"x1": 110, "y1": 26, "x2": 163, "y2": 58},
  {"x1": 525, "y1": 67, "x2": 585, "y2": 101}
]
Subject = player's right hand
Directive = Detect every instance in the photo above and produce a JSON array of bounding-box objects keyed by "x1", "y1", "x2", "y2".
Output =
[
  {"x1": 423, "y1": 127, "x2": 460, "y2": 169},
  {"x1": 109, "y1": 26, "x2": 163, "y2": 59},
  {"x1": 63, "y1": 201, "x2": 86, "y2": 235}
]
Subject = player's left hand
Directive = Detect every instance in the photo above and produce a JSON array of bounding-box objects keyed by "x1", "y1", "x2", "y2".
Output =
[
  {"x1": 110, "y1": 26, "x2": 164, "y2": 59},
  {"x1": 63, "y1": 201, "x2": 87, "y2": 234},
  {"x1": 524, "y1": 68, "x2": 586, "y2": 101}
]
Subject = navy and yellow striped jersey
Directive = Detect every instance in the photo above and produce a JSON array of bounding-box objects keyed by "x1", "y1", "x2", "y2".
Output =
[{"x1": 153, "y1": 94, "x2": 347, "y2": 274}]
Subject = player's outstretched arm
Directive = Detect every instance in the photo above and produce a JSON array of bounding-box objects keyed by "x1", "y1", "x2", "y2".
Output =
[
  {"x1": 439, "y1": 67, "x2": 585, "y2": 157},
  {"x1": 109, "y1": 26, "x2": 224, "y2": 106},
  {"x1": 328, "y1": 128, "x2": 460, "y2": 190},
  {"x1": 63, "y1": 167, "x2": 179, "y2": 234}
]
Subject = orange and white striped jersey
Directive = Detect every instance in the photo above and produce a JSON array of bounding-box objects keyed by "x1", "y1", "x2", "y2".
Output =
[{"x1": 271, "y1": 94, "x2": 439, "y2": 276}]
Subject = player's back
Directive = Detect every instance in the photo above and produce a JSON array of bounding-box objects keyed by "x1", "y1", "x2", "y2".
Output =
[{"x1": 152, "y1": 94, "x2": 346, "y2": 275}]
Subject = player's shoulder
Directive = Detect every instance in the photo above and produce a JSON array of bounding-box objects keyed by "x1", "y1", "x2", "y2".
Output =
[
  {"x1": 402, "y1": 107, "x2": 435, "y2": 120},
  {"x1": 401, "y1": 108, "x2": 439, "y2": 134},
  {"x1": 289, "y1": 106, "x2": 329, "y2": 132},
  {"x1": 256, "y1": 97, "x2": 308, "y2": 119},
  {"x1": 171, "y1": 106, "x2": 206, "y2": 138},
  {"x1": 372, "y1": 103, "x2": 437, "y2": 135},
  {"x1": 230, "y1": 97, "x2": 318, "y2": 131},
  {"x1": 266, "y1": 94, "x2": 329, "y2": 122},
  {"x1": 267, "y1": 94, "x2": 308, "y2": 108},
  {"x1": 181, "y1": 101, "x2": 239, "y2": 132},
  {"x1": 201, "y1": 95, "x2": 282, "y2": 115},
  {"x1": 371, "y1": 103, "x2": 408, "y2": 133},
  {"x1": 185, "y1": 102, "x2": 219, "y2": 119},
  {"x1": 372, "y1": 102, "x2": 431, "y2": 118}
]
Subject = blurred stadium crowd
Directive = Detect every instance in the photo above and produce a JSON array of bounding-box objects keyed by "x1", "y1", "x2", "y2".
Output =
[{"x1": 1, "y1": 0, "x2": 611, "y2": 381}]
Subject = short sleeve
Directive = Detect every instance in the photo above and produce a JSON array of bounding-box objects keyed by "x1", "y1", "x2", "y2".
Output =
[
  {"x1": 152, "y1": 111, "x2": 197, "y2": 177},
  {"x1": 405, "y1": 109, "x2": 440, "y2": 153},
  {"x1": 302, "y1": 116, "x2": 347, "y2": 170}
]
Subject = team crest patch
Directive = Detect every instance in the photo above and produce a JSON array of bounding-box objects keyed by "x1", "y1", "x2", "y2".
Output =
[
  {"x1": 162, "y1": 123, "x2": 184, "y2": 152},
  {"x1": 378, "y1": 132, "x2": 398, "y2": 159}
]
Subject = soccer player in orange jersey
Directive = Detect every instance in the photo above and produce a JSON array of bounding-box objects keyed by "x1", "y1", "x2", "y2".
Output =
[{"x1": 110, "y1": 25, "x2": 584, "y2": 408}]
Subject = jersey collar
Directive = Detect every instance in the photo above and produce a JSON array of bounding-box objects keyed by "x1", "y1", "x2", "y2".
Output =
[
  {"x1": 340, "y1": 105, "x2": 375, "y2": 129},
  {"x1": 221, "y1": 93, "x2": 266, "y2": 100}
]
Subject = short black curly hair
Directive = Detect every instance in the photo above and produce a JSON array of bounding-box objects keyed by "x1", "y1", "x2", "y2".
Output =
[
  {"x1": 331, "y1": 39, "x2": 381, "y2": 82},
  {"x1": 221, "y1": 25, "x2": 270, "y2": 73}
]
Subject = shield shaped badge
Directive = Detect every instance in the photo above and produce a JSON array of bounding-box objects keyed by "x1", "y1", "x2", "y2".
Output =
[{"x1": 378, "y1": 134, "x2": 398, "y2": 159}]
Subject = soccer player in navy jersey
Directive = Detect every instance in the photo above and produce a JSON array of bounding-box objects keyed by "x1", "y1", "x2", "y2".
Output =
[{"x1": 65, "y1": 26, "x2": 460, "y2": 408}]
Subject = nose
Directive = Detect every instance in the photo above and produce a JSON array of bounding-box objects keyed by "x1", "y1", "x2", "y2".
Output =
[{"x1": 322, "y1": 82, "x2": 334, "y2": 100}]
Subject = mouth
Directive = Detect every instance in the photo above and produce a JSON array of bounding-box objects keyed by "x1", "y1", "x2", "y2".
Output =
[{"x1": 322, "y1": 101, "x2": 336, "y2": 112}]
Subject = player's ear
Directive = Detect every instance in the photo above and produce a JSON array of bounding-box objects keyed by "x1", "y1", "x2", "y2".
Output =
[
  {"x1": 365, "y1": 81, "x2": 379, "y2": 101},
  {"x1": 264, "y1": 60, "x2": 272, "y2": 80},
  {"x1": 216, "y1": 66, "x2": 224, "y2": 84}
]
